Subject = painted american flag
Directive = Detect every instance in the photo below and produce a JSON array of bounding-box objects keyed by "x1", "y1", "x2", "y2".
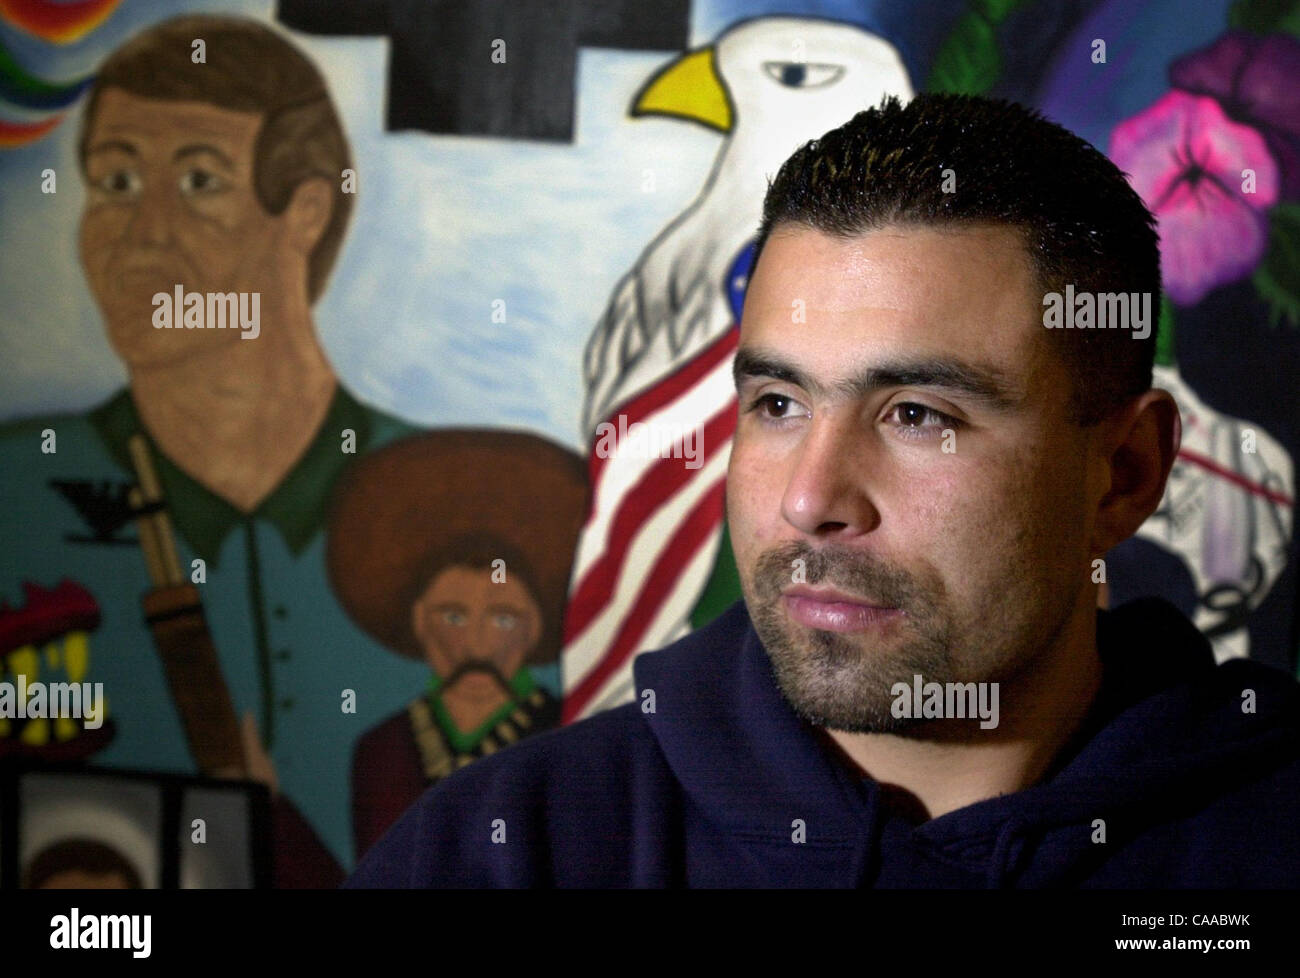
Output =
[{"x1": 559, "y1": 244, "x2": 754, "y2": 723}]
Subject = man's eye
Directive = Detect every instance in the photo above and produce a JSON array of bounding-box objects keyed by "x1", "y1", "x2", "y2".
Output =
[
  {"x1": 441, "y1": 610, "x2": 467, "y2": 626},
  {"x1": 96, "y1": 169, "x2": 141, "y2": 195},
  {"x1": 491, "y1": 613, "x2": 519, "y2": 630},
  {"x1": 888, "y1": 402, "x2": 959, "y2": 430},
  {"x1": 180, "y1": 168, "x2": 225, "y2": 195},
  {"x1": 748, "y1": 393, "x2": 805, "y2": 422}
]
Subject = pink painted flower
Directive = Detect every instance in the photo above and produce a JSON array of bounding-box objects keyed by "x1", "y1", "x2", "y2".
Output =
[
  {"x1": 1171, "y1": 31, "x2": 1300, "y2": 198},
  {"x1": 1110, "y1": 90, "x2": 1278, "y2": 306}
]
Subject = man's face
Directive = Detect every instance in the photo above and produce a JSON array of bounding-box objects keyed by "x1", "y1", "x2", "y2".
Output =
[
  {"x1": 79, "y1": 89, "x2": 286, "y2": 366},
  {"x1": 411, "y1": 565, "x2": 542, "y2": 700},
  {"x1": 728, "y1": 224, "x2": 1097, "y2": 733}
]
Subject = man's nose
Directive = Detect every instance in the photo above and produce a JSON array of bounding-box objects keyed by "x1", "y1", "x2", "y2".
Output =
[
  {"x1": 456, "y1": 632, "x2": 482, "y2": 660},
  {"x1": 456, "y1": 617, "x2": 493, "y2": 659},
  {"x1": 125, "y1": 179, "x2": 178, "y2": 247},
  {"x1": 780, "y1": 415, "x2": 880, "y2": 537}
]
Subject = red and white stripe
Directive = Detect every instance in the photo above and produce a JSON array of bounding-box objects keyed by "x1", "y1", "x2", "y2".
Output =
[{"x1": 561, "y1": 326, "x2": 740, "y2": 723}]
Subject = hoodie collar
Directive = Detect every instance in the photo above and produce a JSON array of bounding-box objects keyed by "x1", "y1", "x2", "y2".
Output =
[
  {"x1": 635, "y1": 597, "x2": 1300, "y2": 887},
  {"x1": 635, "y1": 601, "x2": 869, "y2": 847}
]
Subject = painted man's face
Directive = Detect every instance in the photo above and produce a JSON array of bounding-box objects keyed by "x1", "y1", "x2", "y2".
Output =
[
  {"x1": 728, "y1": 224, "x2": 1099, "y2": 733},
  {"x1": 411, "y1": 565, "x2": 542, "y2": 699},
  {"x1": 79, "y1": 88, "x2": 285, "y2": 367}
]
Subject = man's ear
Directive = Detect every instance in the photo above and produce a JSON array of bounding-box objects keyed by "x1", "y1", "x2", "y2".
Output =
[
  {"x1": 1092, "y1": 388, "x2": 1181, "y2": 555},
  {"x1": 283, "y1": 176, "x2": 332, "y2": 253}
]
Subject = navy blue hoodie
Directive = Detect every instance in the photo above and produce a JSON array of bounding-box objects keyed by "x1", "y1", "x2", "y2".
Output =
[{"x1": 346, "y1": 598, "x2": 1300, "y2": 887}]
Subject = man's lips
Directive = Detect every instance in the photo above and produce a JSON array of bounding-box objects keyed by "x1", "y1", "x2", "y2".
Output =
[
  {"x1": 113, "y1": 268, "x2": 183, "y2": 293},
  {"x1": 780, "y1": 585, "x2": 903, "y2": 632},
  {"x1": 110, "y1": 256, "x2": 192, "y2": 283}
]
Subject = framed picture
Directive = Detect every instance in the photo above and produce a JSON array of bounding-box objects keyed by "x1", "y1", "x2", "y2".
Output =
[{"x1": 0, "y1": 764, "x2": 271, "y2": 889}]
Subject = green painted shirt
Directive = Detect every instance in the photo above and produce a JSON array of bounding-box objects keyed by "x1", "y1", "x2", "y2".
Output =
[{"x1": 0, "y1": 385, "x2": 436, "y2": 869}]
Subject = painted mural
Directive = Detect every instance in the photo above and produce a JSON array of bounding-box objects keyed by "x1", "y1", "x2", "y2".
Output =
[{"x1": 0, "y1": 0, "x2": 1296, "y2": 885}]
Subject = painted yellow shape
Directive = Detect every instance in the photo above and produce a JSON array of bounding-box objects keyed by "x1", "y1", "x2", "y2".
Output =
[
  {"x1": 21, "y1": 717, "x2": 50, "y2": 746},
  {"x1": 0, "y1": 717, "x2": 9, "y2": 737},
  {"x1": 634, "y1": 47, "x2": 732, "y2": 133},
  {"x1": 64, "y1": 631, "x2": 89, "y2": 682},
  {"x1": 10, "y1": 645, "x2": 38, "y2": 681},
  {"x1": 45, "y1": 640, "x2": 61, "y2": 669},
  {"x1": 55, "y1": 715, "x2": 79, "y2": 742}
]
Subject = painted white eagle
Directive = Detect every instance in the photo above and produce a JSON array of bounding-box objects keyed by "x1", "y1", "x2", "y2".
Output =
[{"x1": 581, "y1": 16, "x2": 915, "y2": 435}]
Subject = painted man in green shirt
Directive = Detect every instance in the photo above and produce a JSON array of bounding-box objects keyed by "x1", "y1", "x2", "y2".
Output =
[{"x1": 0, "y1": 15, "x2": 426, "y2": 883}]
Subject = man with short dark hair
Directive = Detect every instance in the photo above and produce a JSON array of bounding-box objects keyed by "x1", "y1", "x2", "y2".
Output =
[{"x1": 348, "y1": 94, "x2": 1300, "y2": 888}]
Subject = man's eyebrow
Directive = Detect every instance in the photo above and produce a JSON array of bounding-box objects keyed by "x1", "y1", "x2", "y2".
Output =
[
  {"x1": 173, "y1": 144, "x2": 235, "y2": 170},
  {"x1": 733, "y1": 349, "x2": 813, "y2": 392},
  {"x1": 733, "y1": 348, "x2": 1022, "y2": 409},
  {"x1": 85, "y1": 139, "x2": 138, "y2": 157}
]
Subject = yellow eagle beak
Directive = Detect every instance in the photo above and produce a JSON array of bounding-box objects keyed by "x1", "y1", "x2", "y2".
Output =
[{"x1": 631, "y1": 46, "x2": 733, "y2": 134}]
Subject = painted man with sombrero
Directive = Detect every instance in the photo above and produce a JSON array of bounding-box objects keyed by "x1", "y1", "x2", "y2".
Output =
[{"x1": 327, "y1": 430, "x2": 588, "y2": 860}]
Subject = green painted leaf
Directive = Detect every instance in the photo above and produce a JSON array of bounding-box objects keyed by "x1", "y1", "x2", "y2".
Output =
[
  {"x1": 926, "y1": 12, "x2": 1002, "y2": 94},
  {"x1": 1253, "y1": 204, "x2": 1300, "y2": 327},
  {"x1": 1228, "y1": 0, "x2": 1300, "y2": 38},
  {"x1": 973, "y1": 0, "x2": 1032, "y2": 25},
  {"x1": 689, "y1": 520, "x2": 742, "y2": 630}
]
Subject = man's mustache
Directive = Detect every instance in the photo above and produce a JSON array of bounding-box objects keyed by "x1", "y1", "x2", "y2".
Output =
[
  {"x1": 441, "y1": 658, "x2": 513, "y2": 692},
  {"x1": 105, "y1": 249, "x2": 201, "y2": 289},
  {"x1": 753, "y1": 541, "x2": 927, "y2": 611}
]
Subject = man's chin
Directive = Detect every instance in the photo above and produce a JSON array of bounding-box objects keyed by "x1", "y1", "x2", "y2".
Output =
[
  {"x1": 109, "y1": 337, "x2": 206, "y2": 370},
  {"x1": 771, "y1": 671, "x2": 913, "y2": 734},
  {"x1": 105, "y1": 316, "x2": 237, "y2": 368},
  {"x1": 752, "y1": 611, "x2": 950, "y2": 732}
]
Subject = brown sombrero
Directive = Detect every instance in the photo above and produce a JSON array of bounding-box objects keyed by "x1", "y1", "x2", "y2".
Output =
[{"x1": 325, "y1": 429, "x2": 589, "y2": 664}]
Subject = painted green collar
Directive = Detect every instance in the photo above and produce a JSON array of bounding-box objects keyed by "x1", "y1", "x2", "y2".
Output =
[
  {"x1": 427, "y1": 667, "x2": 537, "y2": 754},
  {"x1": 87, "y1": 383, "x2": 376, "y2": 564}
]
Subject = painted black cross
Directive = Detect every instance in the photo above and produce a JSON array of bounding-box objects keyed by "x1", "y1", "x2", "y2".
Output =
[{"x1": 277, "y1": 0, "x2": 691, "y2": 142}]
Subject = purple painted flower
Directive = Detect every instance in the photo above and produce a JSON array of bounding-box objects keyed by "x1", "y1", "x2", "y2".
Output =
[
  {"x1": 1110, "y1": 90, "x2": 1278, "y2": 306},
  {"x1": 1170, "y1": 30, "x2": 1300, "y2": 199}
]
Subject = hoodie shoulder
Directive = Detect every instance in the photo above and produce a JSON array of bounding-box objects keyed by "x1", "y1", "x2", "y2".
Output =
[
  {"x1": 346, "y1": 703, "x2": 657, "y2": 887},
  {"x1": 346, "y1": 607, "x2": 753, "y2": 888},
  {"x1": 633, "y1": 600, "x2": 754, "y2": 698},
  {"x1": 990, "y1": 599, "x2": 1300, "y2": 887},
  {"x1": 346, "y1": 695, "x2": 691, "y2": 887}
]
